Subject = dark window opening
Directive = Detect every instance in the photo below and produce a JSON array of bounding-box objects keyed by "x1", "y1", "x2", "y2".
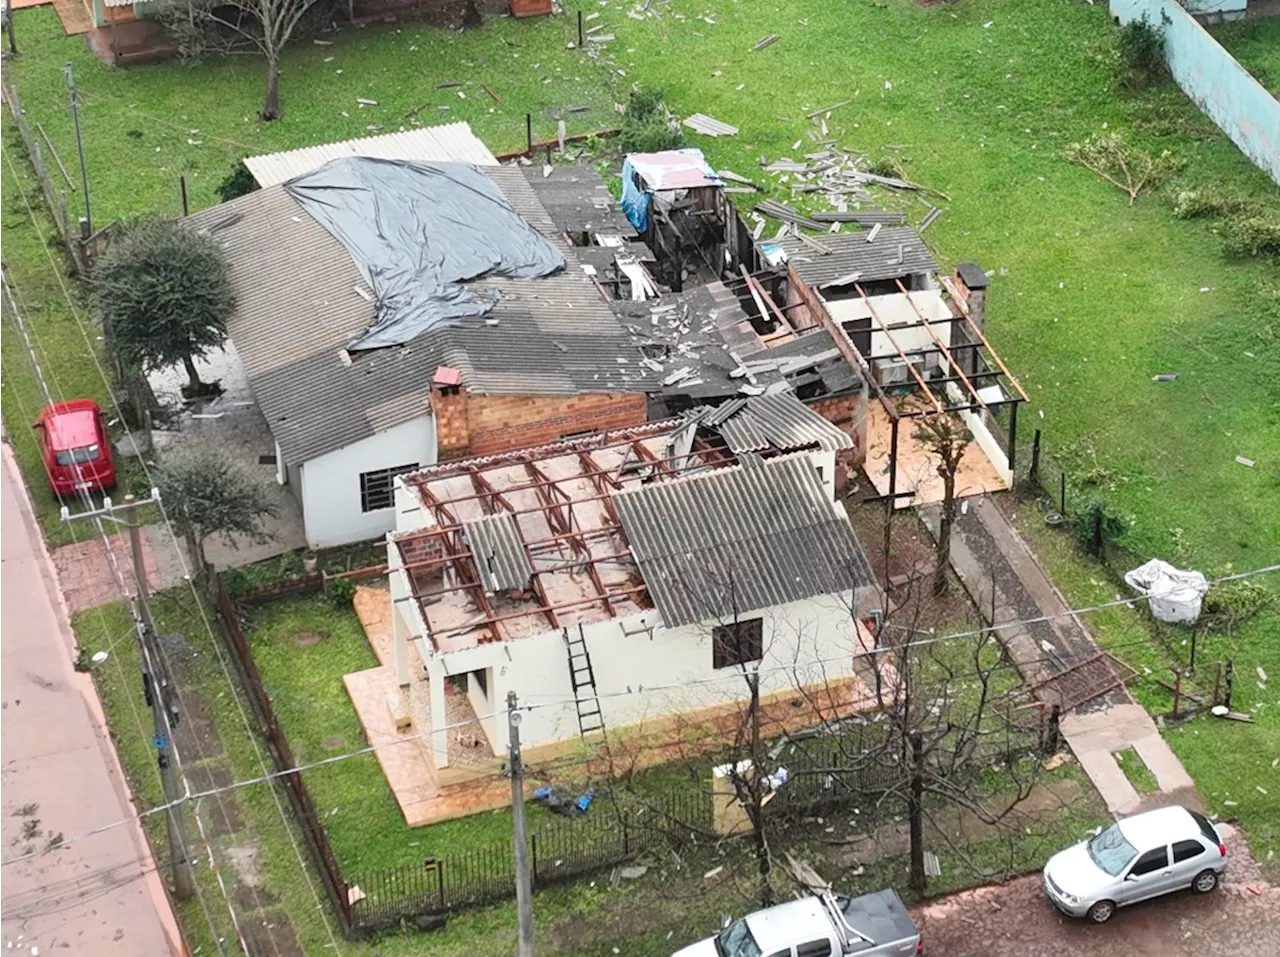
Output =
[
  {"x1": 472, "y1": 668, "x2": 488, "y2": 699},
  {"x1": 1172, "y1": 840, "x2": 1205, "y2": 863},
  {"x1": 712, "y1": 618, "x2": 764, "y2": 669},
  {"x1": 1129, "y1": 847, "x2": 1168, "y2": 877},
  {"x1": 360, "y1": 463, "x2": 418, "y2": 513}
]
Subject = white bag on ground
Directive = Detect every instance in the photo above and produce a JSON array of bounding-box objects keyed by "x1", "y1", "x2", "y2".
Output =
[{"x1": 1124, "y1": 559, "x2": 1209, "y2": 624}]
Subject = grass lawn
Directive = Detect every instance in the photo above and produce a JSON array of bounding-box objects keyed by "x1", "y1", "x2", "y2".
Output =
[
  {"x1": 1113, "y1": 748, "x2": 1159, "y2": 795},
  {"x1": 1210, "y1": 18, "x2": 1280, "y2": 93},
  {"x1": 6, "y1": 6, "x2": 621, "y2": 223},
  {"x1": 75, "y1": 585, "x2": 1104, "y2": 956}
]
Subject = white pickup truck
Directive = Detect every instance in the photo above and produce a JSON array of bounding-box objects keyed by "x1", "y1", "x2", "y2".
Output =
[{"x1": 673, "y1": 888, "x2": 924, "y2": 957}]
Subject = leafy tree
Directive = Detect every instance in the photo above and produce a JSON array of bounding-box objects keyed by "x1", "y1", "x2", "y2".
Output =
[
  {"x1": 620, "y1": 87, "x2": 684, "y2": 154},
  {"x1": 216, "y1": 161, "x2": 259, "y2": 203},
  {"x1": 915, "y1": 413, "x2": 973, "y2": 596},
  {"x1": 91, "y1": 218, "x2": 233, "y2": 395},
  {"x1": 157, "y1": 449, "x2": 278, "y2": 578}
]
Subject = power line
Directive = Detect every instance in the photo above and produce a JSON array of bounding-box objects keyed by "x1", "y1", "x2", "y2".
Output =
[{"x1": 0, "y1": 123, "x2": 345, "y2": 951}]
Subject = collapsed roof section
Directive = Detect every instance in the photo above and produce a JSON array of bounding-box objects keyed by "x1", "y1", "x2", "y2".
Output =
[{"x1": 391, "y1": 397, "x2": 868, "y2": 654}]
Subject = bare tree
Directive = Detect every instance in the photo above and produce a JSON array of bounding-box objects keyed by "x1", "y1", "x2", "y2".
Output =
[
  {"x1": 172, "y1": 0, "x2": 329, "y2": 119},
  {"x1": 915, "y1": 414, "x2": 972, "y2": 596}
]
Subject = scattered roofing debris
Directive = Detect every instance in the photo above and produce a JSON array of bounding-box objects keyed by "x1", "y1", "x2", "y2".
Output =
[
  {"x1": 755, "y1": 199, "x2": 825, "y2": 232},
  {"x1": 754, "y1": 34, "x2": 781, "y2": 52},
  {"x1": 683, "y1": 113, "x2": 739, "y2": 137}
]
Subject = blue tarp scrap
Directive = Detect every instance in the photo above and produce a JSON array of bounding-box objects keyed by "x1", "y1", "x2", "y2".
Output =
[{"x1": 620, "y1": 148, "x2": 722, "y2": 233}]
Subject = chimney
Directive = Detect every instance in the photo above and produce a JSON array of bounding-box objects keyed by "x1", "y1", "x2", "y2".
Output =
[
  {"x1": 430, "y1": 366, "x2": 470, "y2": 460},
  {"x1": 954, "y1": 262, "x2": 989, "y2": 331}
]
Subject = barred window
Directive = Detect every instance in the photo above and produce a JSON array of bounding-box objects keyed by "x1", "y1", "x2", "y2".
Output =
[
  {"x1": 712, "y1": 619, "x2": 763, "y2": 669},
  {"x1": 359, "y1": 464, "x2": 417, "y2": 513}
]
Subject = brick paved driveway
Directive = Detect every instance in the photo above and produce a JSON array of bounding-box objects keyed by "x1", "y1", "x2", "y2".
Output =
[{"x1": 914, "y1": 830, "x2": 1280, "y2": 957}]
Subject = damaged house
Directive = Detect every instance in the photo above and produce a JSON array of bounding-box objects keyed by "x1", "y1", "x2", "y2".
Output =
[
  {"x1": 186, "y1": 126, "x2": 657, "y2": 548},
  {"x1": 362, "y1": 403, "x2": 878, "y2": 824}
]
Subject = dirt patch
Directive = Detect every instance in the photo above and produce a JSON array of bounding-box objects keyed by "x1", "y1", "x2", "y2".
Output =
[
  {"x1": 233, "y1": 882, "x2": 280, "y2": 911},
  {"x1": 321, "y1": 735, "x2": 346, "y2": 751},
  {"x1": 292, "y1": 630, "x2": 326, "y2": 647},
  {"x1": 224, "y1": 842, "x2": 264, "y2": 887},
  {"x1": 185, "y1": 764, "x2": 244, "y2": 836},
  {"x1": 239, "y1": 913, "x2": 307, "y2": 957}
]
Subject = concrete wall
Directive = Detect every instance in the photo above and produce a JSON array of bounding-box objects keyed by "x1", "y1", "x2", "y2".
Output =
[
  {"x1": 1112, "y1": 0, "x2": 1280, "y2": 184},
  {"x1": 298, "y1": 414, "x2": 437, "y2": 549},
  {"x1": 431, "y1": 589, "x2": 868, "y2": 758}
]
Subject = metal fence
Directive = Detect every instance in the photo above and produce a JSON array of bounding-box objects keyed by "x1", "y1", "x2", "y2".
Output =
[{"x1": 345, "y1": 791, "x2": 713, "y2": 933}]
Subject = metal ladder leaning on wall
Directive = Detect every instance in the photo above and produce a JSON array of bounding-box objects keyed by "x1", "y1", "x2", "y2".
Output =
[{"x1": 564, "y1": 624, "x2": 605, "y2": 737}]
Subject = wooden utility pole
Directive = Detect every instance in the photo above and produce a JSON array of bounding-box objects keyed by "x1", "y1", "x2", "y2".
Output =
[
  {"x1": 62, "y1": 492, "x2": 195, "y2": 900},
  {"x1": 508, "y1": 691, "x2": 535, "y2": 956}
]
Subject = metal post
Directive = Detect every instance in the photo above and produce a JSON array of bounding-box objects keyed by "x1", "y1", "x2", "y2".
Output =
[
  {"x1": 1223, "y1": 659, "x2": 1234, "y2": 711},
  {"x1": 526, "y1": 113, "x2": 533, "y2": 156},
  {"x1": 5, "y1": 3, "x2": 16, "y2": 56},
  {"x1": 1030, "y1": 428, "x2": 1042, "y2": 483},
  {"x1": 577, "y1": 10, "x2": 583, "y2": 47},
  {"x1": 1214, "y1": 661, "x2": 1222, "y2": 706},
  {"x1": 179, "y1": 175, "x2": 189, "y2": 217},
  {"x1": 508, "y1": 691, "x2": 534, "y2": 957},
  {"x1": 1059, "y1": 472, "x2": 1066, "y2": 517},
  {"x1": 65, "y1": 62, "x2": 91, "y2": 234},
  {"x1": 1189, "y1": 629, "x2": 1197, "y2": 674},
  {"x1": 1007, "y1": 401, "x2": 1018, "y2": 481},
  {"x1": 1172, "y1": 671, "x2": 1182, "y2": 719},
  {"x1": 124, "y1": 496, "x2": 155, "y2": 637}
]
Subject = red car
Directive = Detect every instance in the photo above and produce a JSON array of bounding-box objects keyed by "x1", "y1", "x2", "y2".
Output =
[{"x1": 33, "y1": 400, "x2": 116, "y2": 498}]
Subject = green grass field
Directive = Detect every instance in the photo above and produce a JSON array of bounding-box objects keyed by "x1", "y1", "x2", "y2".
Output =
[{"x1": 1211, "y1": 17, "x2": 1280, "y2": 93}]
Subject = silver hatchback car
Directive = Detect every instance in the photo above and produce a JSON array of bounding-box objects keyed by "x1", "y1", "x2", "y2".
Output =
[{"x1": 1042, "y1": 805, "x2": 1227, "y2": 923}]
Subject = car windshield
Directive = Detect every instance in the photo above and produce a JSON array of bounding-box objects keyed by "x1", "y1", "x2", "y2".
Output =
[
  {"x1": 1087, "y1": 824, "x2": 1138, "y2": 876},
  {"x1": 716, "y1": 919, "x2": 762, "y2": 957},
  {"x1": 54, "y1": 445, "x2": 101, "y2": 467}
]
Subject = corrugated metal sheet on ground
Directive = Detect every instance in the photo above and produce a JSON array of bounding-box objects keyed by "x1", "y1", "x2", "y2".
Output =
[
  {"x1": 612, "y1": 455, "x2": 874, "y2": 628},
  {"x1": 782, "y1": 227, "x2": 938, "y2": 286},
  {"x1": 464, "y1": 513, "x2": 534, "y2": 593},
  {"x1": 244, "y1": 124, "x2": 499, "y2": 187}
]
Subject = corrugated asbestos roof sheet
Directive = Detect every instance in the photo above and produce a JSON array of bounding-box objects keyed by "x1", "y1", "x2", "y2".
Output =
[
  {"x1": 186, "y1": 165, "x2": 655, "y2": 466},
  {"x1": 521, "y1": 166, "x2": 637, "y2": 238},
  {"x1": 243, "y1": 124, "x2": 499, "y2": 186},
  {"x1": 690, "y1": 393, "x2": 854, "y2": 456},
  {"x1": 782, "y1": 227, "x2": 938, "y2": 286},
  {"x1": 464, "y1": 513, "x2": 534, "y2": 593},
  {"x1": 612, "y1": 455, "x2": 874, "y2": 628}
]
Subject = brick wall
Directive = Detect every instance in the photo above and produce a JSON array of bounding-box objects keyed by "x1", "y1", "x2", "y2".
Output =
[
  {"x1": 808, "y1": 391, "x2": 868, "y2": 483},
  {"x1": 431, "y1": 389, "x2": 648, "y2": 461}
]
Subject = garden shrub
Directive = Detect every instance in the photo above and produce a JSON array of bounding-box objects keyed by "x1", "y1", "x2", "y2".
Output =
[{"x1": 620, "y1": 87, "x2": 684, "y2": 154}]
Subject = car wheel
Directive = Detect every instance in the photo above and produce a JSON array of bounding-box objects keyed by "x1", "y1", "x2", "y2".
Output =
[
  {"x1": 1087, "y1": 900, "x2": 1115, "y2": 923},
  {"x1": 1192, "y1": 870, "x2": 1219, "y2": 894}
]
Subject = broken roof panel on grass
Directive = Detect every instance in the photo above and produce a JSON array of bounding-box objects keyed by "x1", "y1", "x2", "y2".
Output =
[{"x1": 187, "y1": 164, "x2": 655, "y2": 466}]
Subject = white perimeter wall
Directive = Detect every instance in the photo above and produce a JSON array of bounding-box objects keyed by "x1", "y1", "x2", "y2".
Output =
[
  {"x1": 431, "y1": 590, "x2": 867, "y2": 756},
  {"x1": 298, "y1": 414, "x2": 437, "y2": 549}
]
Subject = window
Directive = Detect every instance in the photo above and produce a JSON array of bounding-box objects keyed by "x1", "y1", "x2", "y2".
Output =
[
  {"x1": 360, "y1": 463, "x2": 418, "y2": 513},
  {"x1": 1087, "y1": 824, "x2": 1137, "y2": 876},
  {"x1": 1129, "y1": 847, "x2": 1168, "y2": 877},
  {"x1": 55, "y1": 445, "x2": 101, "y2": 466},
  {"x1": 795, "y1": 941, "x2": 834, "y2": 957},
  {"x1": 1173, "y1": 840, "x2": 1206, "y2": 864},
  {"x1": 712, "y1": 619, "x2": 764, "y2": 670},
  {"x1": 1188, "y1": 809, "x2": 1221, "y2": 846}
]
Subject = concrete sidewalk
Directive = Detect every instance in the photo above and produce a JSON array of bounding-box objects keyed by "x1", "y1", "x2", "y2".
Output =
[
  {"x1": 1, "y1": 444, "x2": 184, "y2": 957},
  {"x1": 925, "y1": 495, "x2": 1195, "y2": 816}
]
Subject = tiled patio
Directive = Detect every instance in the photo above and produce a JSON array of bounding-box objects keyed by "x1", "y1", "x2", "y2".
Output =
[{"x1": 863, "y1": 402, "x2": 1008, "y2": 508}]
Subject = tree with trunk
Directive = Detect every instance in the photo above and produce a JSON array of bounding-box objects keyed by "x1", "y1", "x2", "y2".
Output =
[
  {"x1": 181, "y1": 0, "x2": 328, "y2": 119},
  {"x1": 915, "y1": 413, "x2": 972, "y2": 596},
  {"x1": 157, "y1": 449, "x2": 278, "y2": 580},
  {"x1": 91, "y1": 218, "x2": 234, "y2": 397}
]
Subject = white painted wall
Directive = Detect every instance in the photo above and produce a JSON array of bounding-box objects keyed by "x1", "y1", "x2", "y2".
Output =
[
  {"x1": 826, "y1": 290, "x2": 953, "y2": 365},
  {"x1": 429, "y1": 589, "x2": 866, "y2": 758},
  {"x1": 298, "y1": 414, "x2": 437, "y2": 549},
  {"x1": 944, "y1": 381, "x2": 1014, "y2": 487}
]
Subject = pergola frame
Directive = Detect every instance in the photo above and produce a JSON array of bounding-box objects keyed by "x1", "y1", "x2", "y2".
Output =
[{"x1": 813, "y1": 275, "x2": 1029, "y2": 504}]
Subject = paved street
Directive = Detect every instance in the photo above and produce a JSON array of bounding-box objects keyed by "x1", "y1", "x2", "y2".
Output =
[
  {"x1": 1, "y1": 444, "x2": 183, "y2": 956},
  {"x1": 915, "y1": 830, "x2": 1280, "y2": 957}
]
